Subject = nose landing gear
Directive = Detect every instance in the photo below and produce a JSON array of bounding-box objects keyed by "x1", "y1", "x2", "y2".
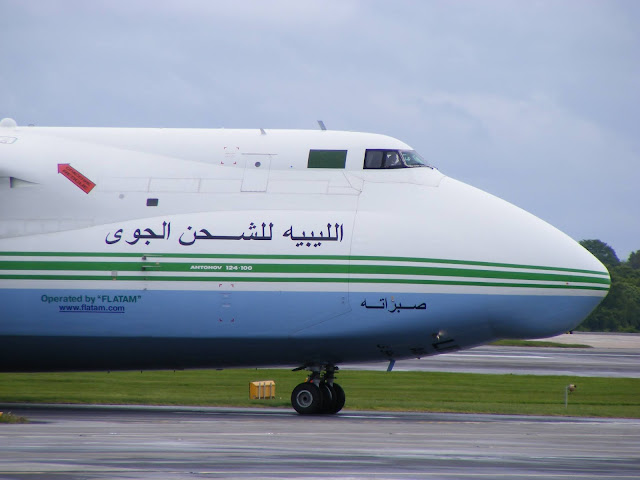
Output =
[{"x1": 291, "y1": 365, "x2": 345, "y2": 415}]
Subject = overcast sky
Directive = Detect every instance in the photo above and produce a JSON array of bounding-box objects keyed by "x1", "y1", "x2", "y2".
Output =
[{"x1": 1, "y1": 0, "x2": 638, "y2": 260}]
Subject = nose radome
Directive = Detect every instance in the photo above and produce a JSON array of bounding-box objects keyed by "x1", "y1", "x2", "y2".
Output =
[{"x1": 439, "y1": 177, "x2": 610, "y2": 339}]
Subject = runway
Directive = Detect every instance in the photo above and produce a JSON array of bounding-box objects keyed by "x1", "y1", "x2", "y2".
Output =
[
  {"x1": 344, "y1": 345, "x2": 640, "y2": 378},
  {"x1": 342, "y1": 333, "x2": 640, "y2": 377},
  {"x1": 1, "y1": 405, "x2": 639, "y2": 480}
]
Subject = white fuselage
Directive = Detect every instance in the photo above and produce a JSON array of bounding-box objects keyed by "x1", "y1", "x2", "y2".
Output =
[{"x1": 0, "y1": 126, "x2": 609, "y2": 371}]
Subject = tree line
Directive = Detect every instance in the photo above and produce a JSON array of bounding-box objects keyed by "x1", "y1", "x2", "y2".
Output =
[{"x1": 578, "y1": 240, "x2": 640, "y2": 332}]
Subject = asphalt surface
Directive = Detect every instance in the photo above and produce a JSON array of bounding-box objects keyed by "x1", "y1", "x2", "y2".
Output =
[
  {"x1": 344, "y1": 344, "x2": 640, "y2": 377},
  {"x1": 544, "y1": 332, "x2": 640, "y2": 349},
  {"x1": 1, "y1": 405, "x2": 639, "y2": 480},
  {"x1": 343, "y1": 333, "x2": 640, "y2": 377}
]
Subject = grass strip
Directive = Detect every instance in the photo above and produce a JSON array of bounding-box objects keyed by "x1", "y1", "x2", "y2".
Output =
[
  {"x1": 490, "y1": 339, "x2": 592, "y2": 348},
  {"x1": 1, "y1": 370, "x2": 638, "y2": 418}
]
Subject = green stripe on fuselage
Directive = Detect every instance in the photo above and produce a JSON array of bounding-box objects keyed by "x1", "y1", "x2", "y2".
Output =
[
  {"x1": 0, "y1": 273, "x2": 610, "y2": 290},
  {"x1": 0, "y1": 259, "x2": 610, "y2": 285},
  {"x1": 0, "y1": 251, "x2": 609, "y2": 277}
]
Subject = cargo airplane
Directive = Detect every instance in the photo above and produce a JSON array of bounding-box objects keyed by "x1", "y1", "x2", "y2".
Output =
[{"x1": 0, "y1": 118, "x2": 610, "y2": 414}]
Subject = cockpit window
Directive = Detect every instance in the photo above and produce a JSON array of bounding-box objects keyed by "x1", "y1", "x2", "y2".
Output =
[
  {"x1": 364, "y1": 149, "x2": 430, "y2": 169},
  {"x1": 385, "y1": 151, "x2": 402, "y2": 168},
  {"x1": 400, "y1": 150, "x2": 428, "y2": 167},
  {"x1": 364, "y1": 150, "x2": 384, "y2": 169}
]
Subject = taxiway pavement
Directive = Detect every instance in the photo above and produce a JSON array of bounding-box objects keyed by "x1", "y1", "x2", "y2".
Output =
[
  {"x1": 343, "y1": 344, "x2": 640, "y2": 377},
  {"x1": 1, "y1": 405, "x2": 639, "y2": 480},
  {"x1": 344, "y1": 333, "x2": 640, "y2": 377}
]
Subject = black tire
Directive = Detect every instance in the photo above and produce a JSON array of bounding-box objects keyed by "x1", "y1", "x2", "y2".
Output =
[
  {"x1": 330, "y1": 383, "x2": 346, "y2": 414},
  {"x1": 291, "y1": 382, "x2": 322, "y2": 415},
  {"x1": 319, "y1": 381, "x2": 335, "y2": 414}
]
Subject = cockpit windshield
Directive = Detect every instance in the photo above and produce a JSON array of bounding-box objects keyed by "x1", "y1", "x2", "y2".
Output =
[
  {"x1": 364, "y1": 149, "x2": 431, "y2": 169},
  {"x1": 400, "y1": 150, "x2": 428, "y2": 167}
]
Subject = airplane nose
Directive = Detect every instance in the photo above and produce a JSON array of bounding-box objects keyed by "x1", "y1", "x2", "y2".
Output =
[
  {"x1": 438, "y1": 177, "x2": 611, "y2": 340},
  {"x1": 491, "y1": 243, "x2": 610, "y2": 339}
]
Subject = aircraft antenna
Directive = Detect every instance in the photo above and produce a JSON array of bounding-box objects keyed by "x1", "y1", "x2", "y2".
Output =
[
  {"x1": 260, "y1": 128, "x2": 266, "y2": 135},
  {"x1": 317, "y1": 120, "x2": 327, "y2": 131},
  {"x1": 387, "y1": 359, "x2": 395, "y2": 372}
]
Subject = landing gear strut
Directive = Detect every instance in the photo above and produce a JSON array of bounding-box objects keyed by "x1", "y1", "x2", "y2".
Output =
[{"x1": 291, "y1": 365, "x2": 345, "y2": 415}]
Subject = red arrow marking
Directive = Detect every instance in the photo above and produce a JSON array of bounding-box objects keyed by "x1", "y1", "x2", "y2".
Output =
[{"x1": 57, "y1": 164, "x2": 96, "y2": 194}]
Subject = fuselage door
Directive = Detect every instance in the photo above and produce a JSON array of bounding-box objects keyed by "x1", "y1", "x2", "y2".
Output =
[{"x1": 241, "y1": 154, "x2": 272, "y2": 192}]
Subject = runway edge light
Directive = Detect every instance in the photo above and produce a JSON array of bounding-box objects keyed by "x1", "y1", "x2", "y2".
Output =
[{"x1": 564, "y1": 384, "x2": 577, "y2": 408}]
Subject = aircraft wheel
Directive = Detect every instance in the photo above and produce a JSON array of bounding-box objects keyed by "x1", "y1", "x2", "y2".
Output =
[
  {"x1": 319, "y1": 381, "x2": 336, "y2": 414},
  {"x1": 291, "y1": 382, "x2": 322, "y2": 415},
  {"x1": 330, "y1": 383, "x2": 346, "y2": 414}
]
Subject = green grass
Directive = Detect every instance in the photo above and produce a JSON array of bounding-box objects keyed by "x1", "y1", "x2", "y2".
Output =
[
  {"x1": 1, "y1": 370, "x2": 638, "y2": 418},
  {"x1": 491, "y1": 339, "x2": 592, "y2": 348}
]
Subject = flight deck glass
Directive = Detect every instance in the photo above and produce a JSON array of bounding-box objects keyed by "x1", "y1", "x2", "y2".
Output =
[
  {"x1": 400, "y1": 150, "x2": 428, "y2": 167},
  {"x1": 364, "y1": 149, "x2": 428, "y2": 169}
]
